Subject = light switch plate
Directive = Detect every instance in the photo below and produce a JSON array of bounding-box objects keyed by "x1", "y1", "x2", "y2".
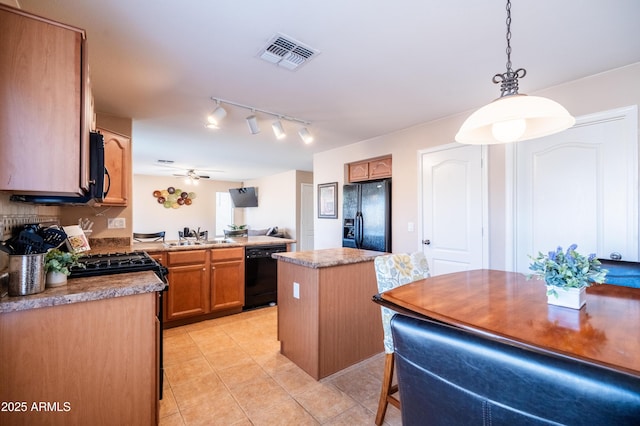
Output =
[
  {"x1": 107, "y1": 217, "x2": 126, "y2": 229},
  {"x1": 293, "y1": 282, "x2": 300, "y2": 299}
]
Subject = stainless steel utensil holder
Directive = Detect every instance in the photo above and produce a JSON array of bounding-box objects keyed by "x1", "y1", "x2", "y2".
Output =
[{"x1": 8, "y1": 253, "x2": 45, "y2": 296}]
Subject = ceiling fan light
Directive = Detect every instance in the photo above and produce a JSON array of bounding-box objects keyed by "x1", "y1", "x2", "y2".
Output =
[
  {"x1": 455, "y1": 94, "x2": 576, "y2": 144},
  {"x1": 246, "y1": 115, "x2": 260, "y2": 134},
  {"x1": 298, "y1": 127, "x2": 313, "y2": 144},
  {"x1": 272, "y1": 120, "x2": 286, "y2": 139},
  {"x1": 207, "y1": 106, "x2": 227, "y2": 126}
]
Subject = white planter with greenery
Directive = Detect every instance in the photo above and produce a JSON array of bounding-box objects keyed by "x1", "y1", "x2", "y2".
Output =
[
  {"x1": 529, "y1": 244, "x2": 608, "y2": 310},
  {"x1": 45, "y1": 249, "x2": 84, "y2": 288},
  {"x1": 46, "y1": 271, "x2": 68, "y2": 287},
  {"x1": 546, "y1": 285, "x2": 586, "y2": 309}
]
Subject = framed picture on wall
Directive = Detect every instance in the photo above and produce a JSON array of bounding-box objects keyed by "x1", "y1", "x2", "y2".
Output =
[{"x1": 318, "y1": 182, "x2": 338, "y2": 219}]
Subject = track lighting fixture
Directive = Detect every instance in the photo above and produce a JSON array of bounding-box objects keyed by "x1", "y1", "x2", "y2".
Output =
[
  {"x1": 246, "y1": 114, "x2": 260, "y2": 134},
  {"x1": 208, "y1": 97, "x2": 313, "y2": 143},
  {"x1": 272, "y1": 120, "x2": 286, "y2": 139},
  {"x1": 455, "y1": 0, "x2": 575, "y2": 144},
  {"x1": 298, "y1": 127, "x2": 313, "y2": 144}
]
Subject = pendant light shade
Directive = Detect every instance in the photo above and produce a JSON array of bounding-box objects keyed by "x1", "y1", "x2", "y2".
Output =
[
  {"x1": 455, "y1": 94, "x2": 575, "y2": 144},
  {"x1": 455, "y1": 0, "x2": 574, "y2": 145}
]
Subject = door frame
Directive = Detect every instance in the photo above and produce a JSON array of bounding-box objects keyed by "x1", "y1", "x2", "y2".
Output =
[
  {"x1": 505, "y1": 105, "x2": 639, "y2": 271},
  {"x1": 418, "y1": 143, "x2": 489, "y2": 269},
  {"x1": 299, "y1": 182, "x2": 314, "y2": 251}
]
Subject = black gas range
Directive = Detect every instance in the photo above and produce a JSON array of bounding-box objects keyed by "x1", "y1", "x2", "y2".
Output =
[{"x1": 69, "y1": 251, "x2": 167, "y2": 282}]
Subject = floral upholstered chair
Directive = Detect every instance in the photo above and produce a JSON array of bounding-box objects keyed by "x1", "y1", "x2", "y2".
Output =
[{"x1": 374, "y1": 251, "x2": 431, "y2": 425}]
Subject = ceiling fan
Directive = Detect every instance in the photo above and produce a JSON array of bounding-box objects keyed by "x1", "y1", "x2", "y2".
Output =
[{"x1": 173, "y1": 169, "x2": 210, "y2": 180}]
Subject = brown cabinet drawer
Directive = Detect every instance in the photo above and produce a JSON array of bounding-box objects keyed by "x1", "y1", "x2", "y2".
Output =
[
  {"x1": 211, "y1": 247, "x2": 244, "y2": 261},
  {"x1": 147, "y1": 251, "x2": 166, "y2": 265},
  {"x1": 167, "y1": 249, "x2": 207, "y2": 266}
]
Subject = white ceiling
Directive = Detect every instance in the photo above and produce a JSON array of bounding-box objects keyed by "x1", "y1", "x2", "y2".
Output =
[{"x1": 18, "y1": 0, "x2": 640, "y2": 182}]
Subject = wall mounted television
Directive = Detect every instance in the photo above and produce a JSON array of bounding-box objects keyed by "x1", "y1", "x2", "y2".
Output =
[{"x1": 229, "y1": 187, "x2": 258, "y2": 207}]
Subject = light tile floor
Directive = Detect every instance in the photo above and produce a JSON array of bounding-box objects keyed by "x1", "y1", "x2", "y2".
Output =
[{"x1": 160, "y1": 306, "x2": 402, "y2": 425}]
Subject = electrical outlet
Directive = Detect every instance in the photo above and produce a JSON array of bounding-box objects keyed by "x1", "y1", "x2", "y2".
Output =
[
  {"x1": 107, "y1": 217, "x2": 126, "y2": 229},
  {"x1": 293, "y1": 282, "x2": 300, "y2": 299}
]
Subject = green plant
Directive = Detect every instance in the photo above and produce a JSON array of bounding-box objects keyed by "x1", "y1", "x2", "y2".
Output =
[
  {"x1": 45, "y1": 249, "x2": 85, "y2": 276},
  {"x1": 227, "y1": 224, "x2": 247, "y2": 230},
  {"x1": 528, "y1": 244, "x2": 607, "y2": 298}
]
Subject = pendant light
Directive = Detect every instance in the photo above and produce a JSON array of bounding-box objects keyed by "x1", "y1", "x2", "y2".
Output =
[{"x1": 455, "y1": 0, "x2": 575, "y2": 145}]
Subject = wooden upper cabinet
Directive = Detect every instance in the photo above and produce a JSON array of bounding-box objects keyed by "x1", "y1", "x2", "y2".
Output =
[
  {"x1": 348, "y1": 161, "x2": 370, "y2": 182},
  {"x1": 0, "y1": 4, "x2": 90, "y2": 195},
  {"x1": 348, "y1": 156, "x2": 392, "y2": 182},
  {"x1": 99, "y1": 128, "x2": 131, "y2": 206},
  {"x1": 368, "y1": 157, "x2": 392, "y2": 179}
]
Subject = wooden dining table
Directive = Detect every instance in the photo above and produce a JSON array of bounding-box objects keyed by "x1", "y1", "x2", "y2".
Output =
[{"x1": 373, "y1": 269, "x2": 640, "y2": 378}]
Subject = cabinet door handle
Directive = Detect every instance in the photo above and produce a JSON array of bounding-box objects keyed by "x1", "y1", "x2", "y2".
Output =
[{"x1": 211, "y1": 266, "x2": 215, "y2": 270}]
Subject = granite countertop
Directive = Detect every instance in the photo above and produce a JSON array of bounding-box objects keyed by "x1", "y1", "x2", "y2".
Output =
[
  {"x1": 132, "y1": 235, "x2": 296, "y2": 252},
  {"x1": 273, "y1": 247, "x2": 386, "y2": 269},
  {"x1": 0, "y1": 271, "x2": 165, "y2": 314}
]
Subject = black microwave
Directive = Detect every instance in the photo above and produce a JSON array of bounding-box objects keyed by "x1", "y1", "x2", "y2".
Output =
[{"x1": 10, "y1": 131, "x2": 108, "y2": 205}]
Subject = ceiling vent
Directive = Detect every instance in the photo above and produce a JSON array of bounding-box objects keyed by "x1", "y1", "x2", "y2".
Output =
[{"x1": 258, "y1": 33, "x2": 320, "y2": 71}]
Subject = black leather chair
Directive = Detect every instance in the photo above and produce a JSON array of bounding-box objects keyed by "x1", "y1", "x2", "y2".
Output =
[
  {"x1": 133, "y1": 231, "x2": 165, "y2": 243},
  {"x1": 391, "y1": 314, "x2": 640, "y2": 425}
]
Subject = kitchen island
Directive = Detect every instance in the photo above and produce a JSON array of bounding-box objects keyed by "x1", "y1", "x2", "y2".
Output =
[
  {"x1": 0, "y1": 272, "x2": 164, "y2": 426},
  {"x1": 273, "y1": 247, "x2": 386, "y2": 379}
]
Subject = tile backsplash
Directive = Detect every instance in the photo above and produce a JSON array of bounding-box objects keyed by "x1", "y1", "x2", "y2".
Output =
[{"x1": 1, "y1": 215, "x2": 59, "y2": 242}]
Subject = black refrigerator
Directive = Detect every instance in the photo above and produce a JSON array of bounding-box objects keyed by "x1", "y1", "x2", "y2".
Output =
[{"x1": 342, "y1": 179, "x2": 391, "y2": 252}]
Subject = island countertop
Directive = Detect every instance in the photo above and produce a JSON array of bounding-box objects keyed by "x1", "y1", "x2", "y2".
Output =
[
  {"x1": 273, "y1": 247, "x2": 386, "y2": 269},
  {"x1": 0, "y1": 271, "x2": 165, "y2": 314}
]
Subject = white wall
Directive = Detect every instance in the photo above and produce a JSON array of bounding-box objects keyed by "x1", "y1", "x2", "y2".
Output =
[
  {"x1": 132, "y1": 175, "x2": 243, "y2": 240},
  {"x1": 244, "y1": 170, "x2": 313, "y2": 249},
  {"x1": 313, "y1": 63, "x2": 640, "y2": 270}
]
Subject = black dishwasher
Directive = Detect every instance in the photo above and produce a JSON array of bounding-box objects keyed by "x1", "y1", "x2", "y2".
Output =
[{"x1": 244, "y1": 244, "x2": 287, "y2": 310}]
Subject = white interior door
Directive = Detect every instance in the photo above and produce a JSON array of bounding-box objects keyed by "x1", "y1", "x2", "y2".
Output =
[
  {"x1": 421, "y1": 144, "x2": 487, "y2": 275},
  {"x1": 299, "y1": 183, "x2": 314, "y2": 251},
  {"x1": 514, "y1": 105, "x2": 638, "y2": 273}
]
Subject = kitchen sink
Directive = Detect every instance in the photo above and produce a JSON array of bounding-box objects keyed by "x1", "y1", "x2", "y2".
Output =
[
  {"x1": 210, "y1": 239, "x2": 234, "y2": 244},
  {"x1": 166, "y1": 239, "x2": 233, "y2": 247}
]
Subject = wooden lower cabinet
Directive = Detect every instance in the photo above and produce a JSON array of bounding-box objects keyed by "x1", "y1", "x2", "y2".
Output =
[
  {"x1": 165, "y1": 250, "x2": 209, "y2": 321},
  {"x1": 0, "y1": 293, "x2": 158, "y2": 426},
  {"x1": 162, "y1": 248, "x2": 245, "y2": 326},
  {"x1": 211, "y1": 247, "x2": 244, "y2": 311}
]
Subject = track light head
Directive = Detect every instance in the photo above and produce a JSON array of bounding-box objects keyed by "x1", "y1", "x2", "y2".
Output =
[
  {"x1": 246, "y1": 114, "x2": 260, "y2": 134},
  {"x1": 207, "y1": 105, "x2": 227, "y2": 128},
  {"x1": 298, "y1": 127, "x2": 313, "y2": 144},
  {"x1": 272, "y1": 120, "x2": 286, "y2": 139}
]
